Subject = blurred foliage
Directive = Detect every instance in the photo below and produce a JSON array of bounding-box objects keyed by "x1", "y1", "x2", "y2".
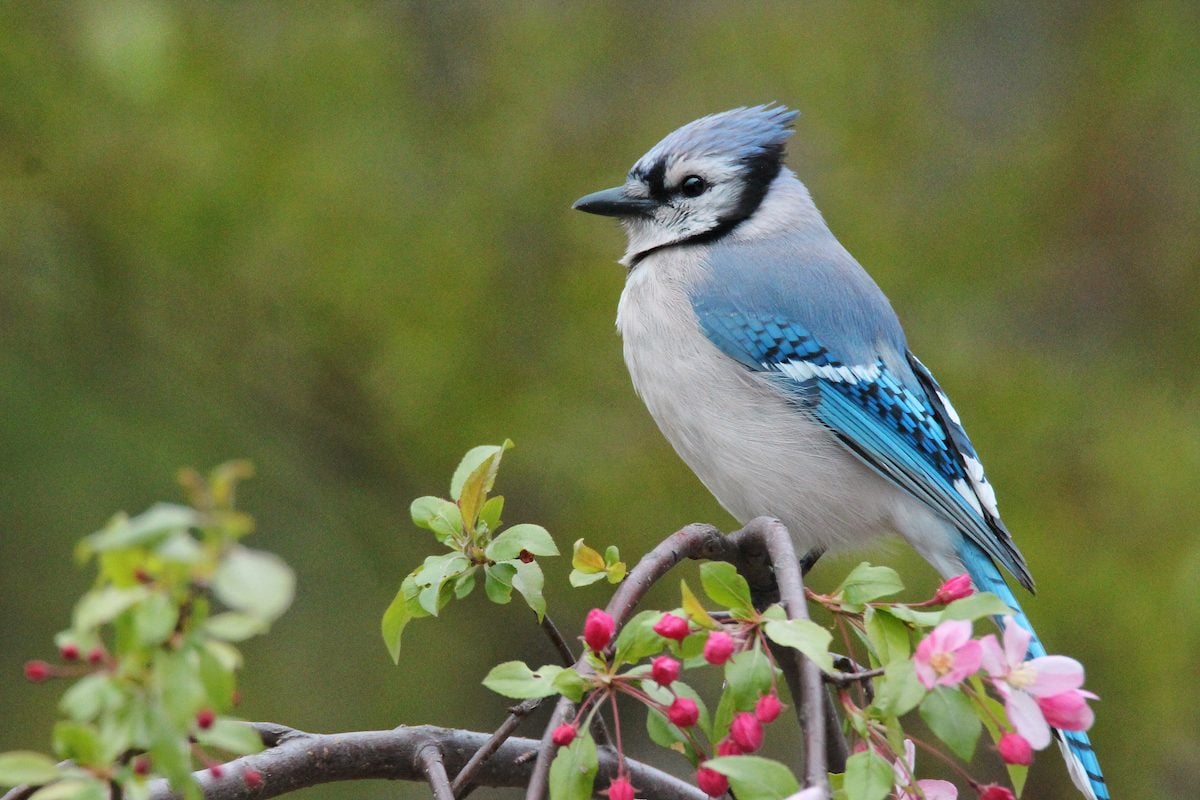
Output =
[{"x1": 1, "y1": 3, "x2": 1197, "y2": 798}]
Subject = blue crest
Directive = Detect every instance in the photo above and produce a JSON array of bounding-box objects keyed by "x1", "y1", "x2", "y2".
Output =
[{"x1": 632, "y1": 105, "x2": 798, "y2": 176}]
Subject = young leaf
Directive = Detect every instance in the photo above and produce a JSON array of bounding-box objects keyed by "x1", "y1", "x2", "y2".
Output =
[
  {"x1": 482, "y1": 661, "x2": 564, "y2": 699},
  {"x1": 76, "y1": 503, "x2": 199, "y2": 557},
  {"x1": 763, "y1": 618, "x2": 834, "y2": 673},
  {"x1": 452, "y1": 441, "x2": 512, "y2": 528},
  {"x1": 871, "y1": 659, "x2": 926, "y2": 717},
  {"x1": 72, "y1": 586, "x2": 149, "y2": 632},
  {"x1": 837, "y1": 562, "x2": 904, "y2": 604},
  {"x1": 486, "y1": 523, "x2": 558, "y2": 561},
  {"x1": 843, "y1": 749, "x2": 894, "y2": 800},
  {"x1": 0, "y1": 751, "x2": 62, "y2": 786},
  {"x1": 410, "y1": 496, "x2": 464, "y2": 544},
  {"x1": 680, "y1": 580, "x2": 721, "y2": 630},
  {"x1": 724, "y1": 646, "x2": 775, "y2": 709},
  {"x1": 133, "y1": 592, "x2": 178, "y2": 647},
  {"x1": 699, "y1": 562, "x2": 754, "y2": 617},
  {"x1": 484, "y1": 563, "x2": 516, "y2": 604},
  {"x1": 704, "y1": 756, "x2": 799, "y2": 800},
  {"x1": 212, "y1": 546, "x2": 295, "y2": 622},
  {"x1": 478, "y1": 495, "x2": 504, "y2": 532},
  {"x1": 196, "y1": 719, "x2": 264, "y2": 756},
  {"x1": 381, "y1": 587, "x2": 414, "y2": 664},
  {"x1": 548, "y1": 733, "x2": 597, "y2": 800},
  {"x1": 52, "y1": 722, "x2": 102, "y2": 767},
  {"x1": 551, "y1": 668, "x2": 587, "y2": 703},
  {"x1": 938, "y1": 591, "x2": 1012, "y2": 623},
  {"x1": 864, "y1": 607, "x2": 911, "y2": 665},
  {"x1": 613, "y1": 610, "x2": 670, "y2": 665},
  {"x1": 511, "y1": 560, "x2": 547, "y2": 620},
  {"x1": 919, "y1": 686, "x2": 982, "y2": 761}
]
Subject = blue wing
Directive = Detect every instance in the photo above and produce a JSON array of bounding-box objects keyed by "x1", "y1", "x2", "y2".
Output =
[{"x1": 694, "y1": 299, "x2": 1033, "y2": 590}]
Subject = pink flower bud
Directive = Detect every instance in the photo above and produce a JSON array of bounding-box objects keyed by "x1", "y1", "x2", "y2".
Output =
[
  {"x1": 209, "y1": 763, "x2": 224, "y2": 779},
  {"x1": 997, "y1": 732, "x2": 1033, "y2": 765},
  {"x1": 978, "y1": 785, "x2": 1016, "y2": 800},
  {"x1": 59, "y1": 644, "x2": 80, "y2": 662},
  {"x1": 86, "y1": 647, "x2": 106, "y2": 665},
  {"x1": 606, "y1": 776, "x2": 635, "y2": 800},
  {"x1": 651, "y1": 656, "x2": 681, "y2": 686},
  {"x1": 242, "y1": 767, "x2": 262, "y2": 788},
  {"x1": 653, "y1": 613, "x2": 690, "y2": 641},
  {"x1": 24, "y1": 660, "x2": 52, "y2": 682},
  {"x1": 1036, "y1": 689, "x2": 1095, "y2": 731},
  {"x1": 666, "y1": 697, "x2": 699, "y2": 728},
  {"x1": 196, "y1": 708, "x2": 216, "y2": 730},
  {"x1": 583, "y1": 608, "x2": 615, "y2": 652},
  {"x1": 729, "y1": 711, "x2": 764, "y2": 753},
  {"x1": 552, "y1": 724, "x2": 577, "y2": 747},
  {"x1": 132, "y1": 755, "x2": 151, "y2": 776},
  {"x1": 696, "y1": 765, "x2": 729, "y2": 797},
  {"x1": 755, "y1": 693, "x2": 784, "y2": 724},
  {"x1": 934, "y1": 573, "x2": 973, "y2": 604},
  {"x1": 716, "y1": 737, "x2": 743, "y2": 757},
  {"x1": 702, "y1": 631, "x2": 736, "y2": 665}
]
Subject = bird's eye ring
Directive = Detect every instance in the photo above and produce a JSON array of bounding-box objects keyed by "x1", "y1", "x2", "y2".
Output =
[{"x1": 680, "y1": 175, "x2": 707, "y2": 198}]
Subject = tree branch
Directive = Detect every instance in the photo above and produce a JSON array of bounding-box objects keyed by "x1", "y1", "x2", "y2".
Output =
[{"x1": 136, "y1": 723, "x2": 705, "y2": 800}]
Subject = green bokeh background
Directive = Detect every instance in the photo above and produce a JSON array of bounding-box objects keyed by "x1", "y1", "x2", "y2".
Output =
[{"x1": 2, "y1": 3, "x2": 1198, "y2": 798}]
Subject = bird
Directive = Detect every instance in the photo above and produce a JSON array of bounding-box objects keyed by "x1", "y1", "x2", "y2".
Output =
[{"x1": 572, "y1": 105, "x2": 1107, "y2": 800}]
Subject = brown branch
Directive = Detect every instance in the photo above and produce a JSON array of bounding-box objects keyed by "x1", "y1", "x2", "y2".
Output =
[
  {"x1": 135, "y1": 723, "x2": 705, "y2": 800},
  {"x1": 419, "y1": 744, "x2": 455, "y2": 800},
  {"x1": 450, "y1": 698, "x2": 542, "y2": 797}
]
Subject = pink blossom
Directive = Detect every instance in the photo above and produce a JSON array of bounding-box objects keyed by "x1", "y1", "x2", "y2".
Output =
[
  {"x1": 892, "y1": 740, "x2": 958, "y2": 800},
  {"x1": 914, "y1": 620, "x2": 983, "y2": 689},
  {"x1": 979, "y1": 617, "x2": 1095, "y2": 749},
  {"x1": 934, "y1": 574, "x2": 974, "y2": 604}
]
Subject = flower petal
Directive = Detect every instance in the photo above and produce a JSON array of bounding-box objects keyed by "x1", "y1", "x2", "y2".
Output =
[
  {"x1": 918, "y1": 779, "x2": 959, "y2": 800},
  {"x1": 1002, "y1": 617, "x2": 1031, "y2": 666},
  {"x1": 1006, "y1": 690, "x2": 1052, "y2": 749},
  {"x1": 979, "y1": 634, "x2": 1007, "y2": 678},
  {"x1": 1026, "y1": 655, "x2": 1084, "y2": 696}
]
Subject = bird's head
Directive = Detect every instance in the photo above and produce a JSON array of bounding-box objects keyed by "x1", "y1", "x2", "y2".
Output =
[{"x1": 573, "y1": 105, "x2": 798, "y2": 265}]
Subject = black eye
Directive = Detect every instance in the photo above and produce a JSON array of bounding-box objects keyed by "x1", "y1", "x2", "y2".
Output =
[{"x1": 680, "y1": 175, "x2": 707, "y2": 198}]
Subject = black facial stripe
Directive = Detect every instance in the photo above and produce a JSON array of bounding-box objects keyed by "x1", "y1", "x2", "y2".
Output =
[
  {"x1": 632, "y1": 157, "x2": 670, "y2": 202},
  {"x1": 682, "y1": 143, "x2": 785, "y2": 246}
]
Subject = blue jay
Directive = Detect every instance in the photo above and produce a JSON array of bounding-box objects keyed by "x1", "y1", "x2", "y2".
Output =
[{"x1": 573, "y1": 105, "x2": 1107, "y2": 800}]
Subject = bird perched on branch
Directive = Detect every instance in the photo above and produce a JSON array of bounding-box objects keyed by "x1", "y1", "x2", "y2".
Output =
[{"x1": 573, "y1": 105, "x2": 1107, "y2": 800}]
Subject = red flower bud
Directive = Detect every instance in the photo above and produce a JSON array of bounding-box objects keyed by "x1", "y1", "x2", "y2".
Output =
[
  {"x1": 978, "y1": 785, "x2": 1016, "y2": 800},
  {"x1": 653, "y1": 613, "x2": 690, "y2": 641},
  {"x1": 997, "y1": 732, "x2": 1033, "y2": 766},
  {"x1": 934, "y1": 574, "x2": 974, "y2": 604},
  {"x1": 702, "y1": 631, "x2": 736, "y2": 665},
  {"x1": 209, "y1": 763, "x2": 224, "y2": 779},
  {"x1": 716, "y1": 737, "x2": 743, "y2": 757},
  {"x1": 132, "y1": 755, "x2": 151, "y2": 776},
  {"x1": 24, "y1": 660, "x2": 51, "y2": 682},
  {"x1": 552, "y1": 724, "x2": 577, "y2": 747},
  {"x1": 196, "y1": 708, "x2": 216, "y2": 730},
  {"x1": 583, "y1": 608, "x2": 615, "y2": 652},
  {"x1": 86, "y1": 647, "x2": 105, "y2": 665},
  {"x1": 243, "y1": 767, "x2": 263, "y2": 788},
  {"x1": 606, "y1": 776, "x2": 635, "y2": 800},
  {"x1": 59, "y1": 643, "x2": 80, "y2": 662},
  {"x1": 696, "y1": 765, "x2": 729, "y2": 797},
  {"x1": 729, "y1": 711, "x2": 764, "y2": 752},
  {"x1": 651, "y1": 656, "x2": 681, "y2": 686},
  {"x1": 666, "y1": 697, "x2": 699, "y2": 728},
  {"x1": 754, "y1": 693, "x2": 784, "y2": 724}
]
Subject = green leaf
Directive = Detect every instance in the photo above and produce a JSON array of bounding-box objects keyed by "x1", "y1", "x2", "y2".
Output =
[
  {"x1": 919, "y1": 686, "x2": 982, "y2": 761},
  {"x1": 51, "y1": 722, "x2": 101, "y2": 766},
  {"x1": 212, "y1": 546, "x2": 295, "y2": 622},
  {"x1": 700, "y1": 561, "x2": 755, "y2": 617},
  {"x1": 452, "y1": 441, "x2": 512, "y2": 528},
  {"x1": 871, "y1": 659, "x2": 926, "y2": 717},
  {"x1": 843, "y1": 749, "x2": 894, "y2": 800},
  {"x1": 613, "y1": 610, "x2": 669, "y2": 665},
  {"x1": 410, "y1": 496, "x2": 464, "y2": 544},
  {"x1": 134, "y1": 592, "x2": 178, "y2": 646},
  {"x1": 454, "y1": 567, "x2": 477, "y2": 599},
  {"x1": 58, "y1": 674, "x2": 119, "y2": 722},
  {"x1": 680, "y1": 580, "x2": 721, "y2": 629},
  {"x1": 724, "y1": 646, "x2": 775, "y2": 709},
  {"x1": 29, "y1": 780, "x2": 106, "y2": 800},
  {"x1": 486, "y1": 523, "x2": 558, "y2": 561},
  {"x1": 938, "y1": 591, "x2": 1013, "y2": 622},
  {"x1": 381, "y1": 586, "x2": 414, "y2": 664},
  {"x1": 205, "y1": 611, "x2": 268, "y2": 642},
  {"x1": 864, "y1": 607, "x2": 911, "y2": 665},
  {"x1": 0, "y1": 751, "x2": 62, "y2": 787},
  {"x1": 704, "y1": 756, "x2": 799, "y2": 800},
  {"x1": 197, "y1": 719, "x2": 264, "y2": 756},
  {"x1": 568, "y1": 569, "x2": 607, "y2": 587},
  {"x1": 482, "y1": 661, "x2": 564, "y2": 699},
  {"x1": 199, "y1": 646, "x2": 236, "y2": 710},
  {"x1": 73, "y1": 586, "x2": 149, "y2": 632},
  {"x1": 571, "y1": 539, "x2": 606, "y2": 572},
  {"x1": 484, "y1": 563, "x2": 516, "y2": 604},
  {"x1": 838, "y1": 563, "x2": 905, "y2": 604},
  {"x1": 603, "y1": 546, "x2": 626, "y2": 583},
  {"x1": 478, "y1": 495, "x2": 504, "y2": 532},
  {"x1": 551, "y1": 668, "x2": 588, "y2": 703},
  {"x1": 763, "y1": 618, "x2": 834, "y2": 673},
  {"x1": 77, "y1": 503, "x2": 199, "y2": 557},
  {"x1": 511, "y1": 560, "x2": 547, "y2": 620},
  {"x1": 548, "y1": 733, "x2": 597, "y2": 800},
  {"x1": 884, "y1": 604, "x2": 942, "y2": 627}
]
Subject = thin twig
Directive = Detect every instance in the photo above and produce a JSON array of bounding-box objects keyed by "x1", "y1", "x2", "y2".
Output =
[
  {"x1": 539, "y1": 613, "x2": 576, "y2": 667},
  {"x1": 419, "y1": 745, "x2": 455, "y2": 800},
  {"x1": 451, "y1": 699, "x2": 541, "y2": 797}
]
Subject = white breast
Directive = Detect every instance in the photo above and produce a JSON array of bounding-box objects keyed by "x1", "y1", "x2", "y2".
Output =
[{"x1": 615, "y1": 247, "x2": 958, "y2": 563}]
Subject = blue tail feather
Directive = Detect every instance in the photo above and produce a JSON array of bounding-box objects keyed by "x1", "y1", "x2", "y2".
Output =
[{"x1": 957, "y1": 540, "x2": 1110, "y2": 800}]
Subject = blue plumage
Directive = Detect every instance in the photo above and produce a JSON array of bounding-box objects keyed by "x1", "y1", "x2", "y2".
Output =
[{"x1": 575, "y1": 105, "x2": 1107, "y2": 800}]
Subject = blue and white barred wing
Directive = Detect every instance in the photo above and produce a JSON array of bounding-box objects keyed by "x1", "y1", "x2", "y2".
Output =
[{"x1": 694, "y1": 301, "x2": 1032, "y2": 590}]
